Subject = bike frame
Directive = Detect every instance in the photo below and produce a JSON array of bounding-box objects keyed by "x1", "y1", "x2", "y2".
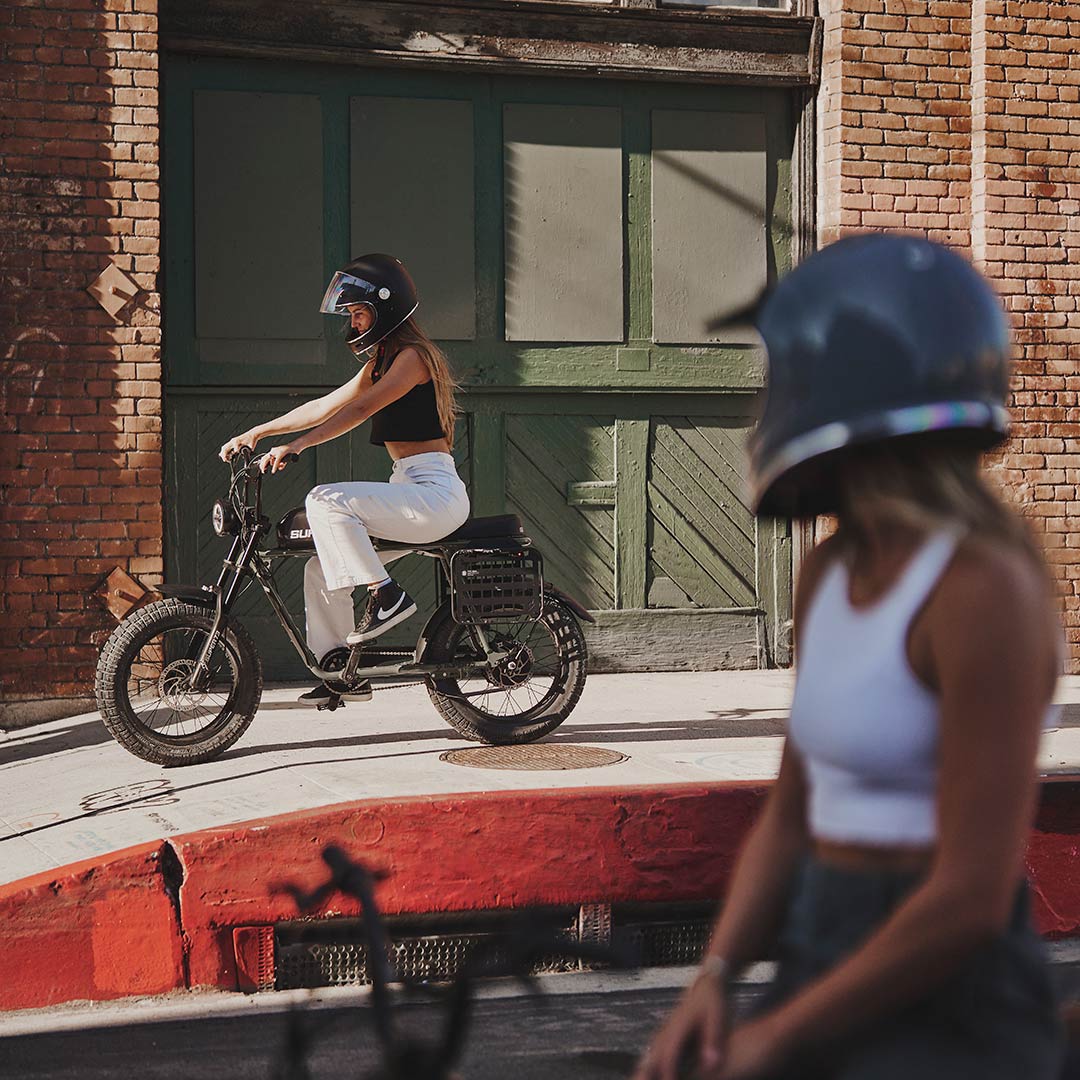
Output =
[{"x1": 187, "y1": 453, "x2": 510, "y2": 692}]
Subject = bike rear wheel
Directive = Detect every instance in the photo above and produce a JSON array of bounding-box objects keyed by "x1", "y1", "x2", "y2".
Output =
[
  {"x1": 424, "y1": 592, "x2": 587, "y2": 744},
  {"x1": 95, "y1": 598, "x2": 262, "y2": 766}
]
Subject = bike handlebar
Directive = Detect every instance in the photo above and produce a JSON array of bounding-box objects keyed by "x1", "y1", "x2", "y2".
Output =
[{"x1": 226, "y1": 445, "x2": 299, "y2": 479}]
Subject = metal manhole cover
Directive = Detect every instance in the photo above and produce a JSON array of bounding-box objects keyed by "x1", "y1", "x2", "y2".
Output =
[{"x1": 440, "y1": 745, "x2": 627, "y2": 771}]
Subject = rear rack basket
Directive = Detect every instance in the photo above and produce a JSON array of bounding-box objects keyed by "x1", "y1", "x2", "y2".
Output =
[{"x1": 449, "y1": 547, "x2": 544, "y2": 622}]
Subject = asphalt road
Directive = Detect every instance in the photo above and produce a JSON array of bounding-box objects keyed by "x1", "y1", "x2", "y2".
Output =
[
  {"x1": 7, "y1": 982, "x2": 1080, "y2": 1080},
  {"x1": 1, "y1": 986, "x2": 697, "y2": 1080}
]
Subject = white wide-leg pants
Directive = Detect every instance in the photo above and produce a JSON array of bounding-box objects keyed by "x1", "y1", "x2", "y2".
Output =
[{"x1": 303, "y1": 452, "x2": 470, "y2": 661}]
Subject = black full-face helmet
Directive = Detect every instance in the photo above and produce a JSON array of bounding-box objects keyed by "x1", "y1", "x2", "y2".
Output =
[
  {"x1": 319, "y1": 253, "x2": 418, "y2": 357},
  {"x1": 749, "y1": 233, "x2": 1012, "y2": 518}
]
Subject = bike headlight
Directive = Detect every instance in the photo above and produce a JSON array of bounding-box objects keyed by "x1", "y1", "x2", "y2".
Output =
[{"x1": 212, "y1": 499, "x2": 239, "y2": 537}]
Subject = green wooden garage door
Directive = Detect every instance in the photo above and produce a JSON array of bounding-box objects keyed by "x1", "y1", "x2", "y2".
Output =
[{"x1": 164, "y1": 56, "x2": 796, "y2": 676}]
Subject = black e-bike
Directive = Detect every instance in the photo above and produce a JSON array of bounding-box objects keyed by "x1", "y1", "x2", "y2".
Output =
[{"x1": 95, "y1": 448, "x2": 592, "y2": 766}]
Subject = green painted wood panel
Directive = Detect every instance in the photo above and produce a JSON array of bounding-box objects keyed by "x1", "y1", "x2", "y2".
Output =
[
  {"x1": 193, "y1": 90, "x2": 325, "y2": 369},
  {"x1": 350, "y1": 96, "x2": 476, "y2": 340},
  {"x1": 167, "y1": 57, "x2": 794, "y2": 389},
  {"x1": 651, "y1": 110, "x2": 768, "y2": 344},
  {"x1": 165, "y1": 56, "x2": 797, "y2": 670},
  {"x1": 505, "y1": 413, "x2": 615, "y2": 610},
  {"x1": 503, "y1": 104, "x2": 623, "y2": 342},
  {"x1": 615, "y1": 418, "x2": 648, "y2": 608}
]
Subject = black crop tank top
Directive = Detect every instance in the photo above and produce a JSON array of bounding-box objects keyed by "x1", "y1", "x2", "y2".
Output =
[{"x1": 369, "y1": 346, "x2": 446, "y2": 447}]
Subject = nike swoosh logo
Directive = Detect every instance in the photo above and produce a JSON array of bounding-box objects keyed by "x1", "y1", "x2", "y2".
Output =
[{"x1": 377, "y1": 593, "x2": 406, "y2": 620}]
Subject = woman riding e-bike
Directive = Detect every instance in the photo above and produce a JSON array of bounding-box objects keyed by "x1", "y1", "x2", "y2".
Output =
[{"x1": 219, "y1": 254, "x2": 469, "y2": 705}]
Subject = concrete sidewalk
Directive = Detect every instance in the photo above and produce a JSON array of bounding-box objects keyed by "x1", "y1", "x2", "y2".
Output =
[{"x1": 3, "y1": 671, "x2": 1080, "y2": 888}]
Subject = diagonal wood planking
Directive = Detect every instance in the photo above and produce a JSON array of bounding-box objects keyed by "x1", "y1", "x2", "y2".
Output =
[
  {"x1": 647, "y1": 417, "x2": 757, "y2": 610},
  {"x1": 506, "y1": 414, "x2": 615, "y2": 610}
]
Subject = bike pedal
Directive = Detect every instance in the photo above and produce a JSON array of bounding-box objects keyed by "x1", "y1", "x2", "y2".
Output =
[{"x1": 316, "y1": 694, "x2": 345, "y2": 712}]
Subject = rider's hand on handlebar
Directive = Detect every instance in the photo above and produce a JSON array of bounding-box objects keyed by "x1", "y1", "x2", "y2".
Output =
[
  {"x1": 260, "y1": 445, "x2": 300, "y2": 474},
  {"x1": 220, "y1": 431, "x2": 259, "y2": 463}
]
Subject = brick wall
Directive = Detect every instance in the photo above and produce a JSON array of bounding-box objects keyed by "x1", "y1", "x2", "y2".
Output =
[
  {"x1": 3, "y1": 0, "x2": 1078, "y2": 717},
  {"x1": 820, "y1": 0, "x2": 972, "y2": 247},
  {"x1": 971, "y1": 1, "x2": 1080, "y2": 665},
  {"x1": 818, "y1": 0, "x2": 1080, "y2": 670},
  {"x1": 0, "y1": 0, "x2": 162, "y2": 722}
]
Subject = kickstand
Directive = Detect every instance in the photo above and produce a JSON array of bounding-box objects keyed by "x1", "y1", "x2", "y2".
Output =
[{"x1": 316, "y1": 691, "x2": 344, "y2": 712}]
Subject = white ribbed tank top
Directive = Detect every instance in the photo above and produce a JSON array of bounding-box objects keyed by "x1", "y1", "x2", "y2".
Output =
[{"x1": 789, "y1": 529, "x2": 982, "y2": 846}]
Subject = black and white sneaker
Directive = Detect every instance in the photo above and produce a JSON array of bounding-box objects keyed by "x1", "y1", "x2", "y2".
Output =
[
  {"x1": 346, "y1": 581, "x2": 417, "y2": 644},
  {"x1": 297, "y1": 680, "x2": 373, "y2": 705}
]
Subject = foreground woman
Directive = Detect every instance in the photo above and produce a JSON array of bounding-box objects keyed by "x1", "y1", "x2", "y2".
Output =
[{"x1": 636, "y1": 234, "x2": 1063, "y2": 1080}]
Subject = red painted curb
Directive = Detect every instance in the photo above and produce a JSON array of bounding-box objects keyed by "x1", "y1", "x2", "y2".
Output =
[
  {"x1": 2, "y1": 780, "x2": 1080, "y2": 1009},
  {"x1": 171, "y1": 782, "x2": 768, "y2": 989},
  {"x1": 0, "y1": 841, "x2": 185, "y2": 1011},
  {"x1": 1028, "y1": 780, "x2": 1080, "y2": 937}
]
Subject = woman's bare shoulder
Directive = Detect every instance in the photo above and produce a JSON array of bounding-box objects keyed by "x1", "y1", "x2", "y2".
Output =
[
  {"x1": 392, "y1": 346, "x2": 429, "y2": 378},
  {"x1": 944, "y1": 533, "x2": 1053, "y2": 615},
  {"x1": 930, "y1": 532, "x2": 1059, "y2": 682}
]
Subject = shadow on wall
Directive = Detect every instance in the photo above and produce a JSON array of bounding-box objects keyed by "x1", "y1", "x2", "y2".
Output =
[{"x1": 0, "y1": 0, "x2": 162, "y2": 726}]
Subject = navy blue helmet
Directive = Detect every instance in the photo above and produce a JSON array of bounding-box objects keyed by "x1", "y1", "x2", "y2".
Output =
[{"x1": 748, "y1": 233, "x2": 1012, "y2": 517}]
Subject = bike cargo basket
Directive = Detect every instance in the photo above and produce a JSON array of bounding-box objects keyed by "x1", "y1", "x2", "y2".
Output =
[{"x1": 449, "y1": 547, "x2": 543, "y2": 622}]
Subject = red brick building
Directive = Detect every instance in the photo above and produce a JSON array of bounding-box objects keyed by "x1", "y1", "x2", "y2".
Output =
[
  {"x1": 1, "y1": 0, "x2": 1077, "y2": 724},
  {"x1": 819, "y1": 0, "x2": 1080, "y2": 659},
  {"x1": 2, "y1": 0, "x2": 162, "y2": 723}
]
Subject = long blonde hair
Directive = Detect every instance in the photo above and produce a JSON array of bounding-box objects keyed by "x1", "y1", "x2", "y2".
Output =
[
  {"x1": 833, "y1": 441, "x2": 1046, "y2": 573},
  {"x1": 379, "y1": 317, "x2": 460, "y2": 447}
]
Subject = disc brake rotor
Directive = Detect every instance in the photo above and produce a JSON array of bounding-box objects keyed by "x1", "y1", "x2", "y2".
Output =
[
  {"x1": 157, "y1": 658, "x2": 210, "y2": 712},
  {"x1": 489, "y1": 642, "x2": 535, "y2": 689}
]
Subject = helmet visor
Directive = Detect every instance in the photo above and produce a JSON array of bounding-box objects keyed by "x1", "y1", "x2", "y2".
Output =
[{"x1": 319, "y1": 272, "x2": 382, "y2": 315}]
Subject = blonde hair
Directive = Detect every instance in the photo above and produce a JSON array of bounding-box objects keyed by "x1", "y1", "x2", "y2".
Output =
[
  {"x1": 833, "y1": 441, "x2": 1046, "y2": 572},
  {"x1": 379, "y1": 318, "x2": 460, "y2": 447}
]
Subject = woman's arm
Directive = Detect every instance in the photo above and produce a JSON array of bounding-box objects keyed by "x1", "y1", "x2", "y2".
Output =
[
  {"x1": 706, "y1": 744, "x2": 809, "y2": 973},
  {"x1": 219, "y1": 365, "x2": 371, "y2": 461},
  {"x1": 254, "y1": 365, "x2": 370, "y2": 441},
  {"x1": 706, "y1": 536, "x2": 844, "y2": 972},
  {"x1": 634, "y1": 540, "x2": 838, "y2": 1080},
  {"x1": 725, "y1": 541, "x2": 1057, "y2": 1076},
  {"x1": 287, "y1": 348, "x2": 428, "y2": 455},
  {"x1": 694, "y1": 536, "x2": 851, "y2": 975}
]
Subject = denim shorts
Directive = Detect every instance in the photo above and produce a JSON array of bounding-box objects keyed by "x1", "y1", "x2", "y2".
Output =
[{"x1": 752, "y1": 856, "x2": 1064, "y2": 1080}]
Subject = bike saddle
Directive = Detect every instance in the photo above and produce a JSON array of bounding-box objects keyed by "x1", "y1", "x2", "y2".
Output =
[{"x1": 437, "y1": 514, "x2": 524, "y2": 542}]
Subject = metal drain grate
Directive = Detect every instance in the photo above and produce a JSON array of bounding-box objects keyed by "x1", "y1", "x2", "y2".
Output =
[
  {"x1": 440, "y1": 744, "x2": 627, "y2": 771},
  {"x1": 265, "y1": 905, "x2": 719, "y2": 992},
  {"x1": 276, "y1": 930, "x2": 580, "y2": 990},
  {"x1": 615, "y1": 920, "x2": 712, "y2": 968}
]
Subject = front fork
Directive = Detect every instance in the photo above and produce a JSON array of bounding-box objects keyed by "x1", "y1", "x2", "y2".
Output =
[{"x1": 187, "y1": 530, "x2": 261, "y2": 691}]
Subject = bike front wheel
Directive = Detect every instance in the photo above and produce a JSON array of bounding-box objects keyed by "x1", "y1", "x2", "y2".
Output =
[
  {"x1": 95, "y1": 598, "x2": 263, "y2": 766},
  {"x1": 424, "y1": 592, "x2": 587, "y2": 744}
]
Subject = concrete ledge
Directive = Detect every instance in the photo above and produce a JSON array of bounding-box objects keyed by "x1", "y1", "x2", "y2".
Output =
[
  {"x1": 3, "y1": 780, "x2": 1080, "y2": 1010},
  {"x1": 585, "y1": 609, "x2": 761, "y2": 672},
  {"x1": 0, "y1": 697, "x2": 97, "y2": 730}
]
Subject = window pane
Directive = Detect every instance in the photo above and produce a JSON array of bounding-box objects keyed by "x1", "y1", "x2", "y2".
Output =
[
  {"x1": 663, "y1": 0, "x2": 786, "y2": 9},
  {"x1": 351, "y1": 96, "x2": 476, "y2": 341},
  {"x1": 651, "y1": 109, "x2": 767, "y2": 345},
  {"x1": 504, "y1": 103, "x2": 623, "y2": 343},
  {"x1": 194, "y1": 91, "x2": 323, "y2": 351}
]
